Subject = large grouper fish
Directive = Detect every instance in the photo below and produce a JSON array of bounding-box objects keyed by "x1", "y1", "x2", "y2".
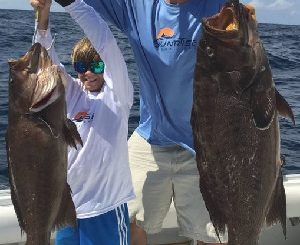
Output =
[
  {"x1": 191, "y1": 1, "x2": 295, "y2": 245},
  {"x1": 6, "y1": 42, "x2": 82, "y2": 245}
]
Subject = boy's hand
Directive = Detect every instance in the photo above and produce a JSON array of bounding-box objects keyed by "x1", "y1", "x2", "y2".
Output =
[
  {"x1": 31, "y1": 0, "x2": 52, "y2": 10},
  {"x1": 30, "y1": 0, "x2": 52, "y2": 29}
]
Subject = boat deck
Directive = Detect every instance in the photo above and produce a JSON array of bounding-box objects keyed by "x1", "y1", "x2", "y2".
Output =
[{"x1": 1, "y1": 174, "x2": 300, "y2": 245}]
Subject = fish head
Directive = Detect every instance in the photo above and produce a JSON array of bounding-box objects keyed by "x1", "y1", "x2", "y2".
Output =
[
  {"x1": 198, "y1": 3, "x2": 259, "y2": 73},
  {"x1": 8, "y1": 43, "x2": 65, "y2": 114}
]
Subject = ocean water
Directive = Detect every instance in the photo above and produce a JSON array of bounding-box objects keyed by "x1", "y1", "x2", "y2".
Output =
[{"x1": 0, "y1": 9, "x2": 299, "y2": 189}]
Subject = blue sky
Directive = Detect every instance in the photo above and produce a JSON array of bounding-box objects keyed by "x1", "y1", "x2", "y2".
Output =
[{"x1": 0, "y1": 0, "x2": 299, "y2": 25}]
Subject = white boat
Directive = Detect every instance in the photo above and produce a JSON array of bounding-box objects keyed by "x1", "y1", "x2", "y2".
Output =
[{"x1": 1, "y1": 174, "x2": 300, "y2": 245}]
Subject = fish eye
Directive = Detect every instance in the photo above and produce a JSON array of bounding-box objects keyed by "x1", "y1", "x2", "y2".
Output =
[{"x1": 206, "y1": 46, "x2": 214, "y2": 58}]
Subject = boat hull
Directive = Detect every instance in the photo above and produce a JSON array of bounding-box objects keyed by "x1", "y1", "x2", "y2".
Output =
[{"x1": 1, "y1": 174, "x2": 300, "y2": 245}]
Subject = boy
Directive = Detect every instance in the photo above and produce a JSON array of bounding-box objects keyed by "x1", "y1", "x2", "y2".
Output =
[
  {"x1": 52, "y1": 0, "x2": 228, "y2": 244},
  {"x1": 31, "y1": 0, "x2": 135, "y2": 244}
]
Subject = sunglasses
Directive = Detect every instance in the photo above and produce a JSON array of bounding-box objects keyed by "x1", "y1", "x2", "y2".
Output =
[{"x1": 74, "y1": 60, "x2": 105, "y2": 74}]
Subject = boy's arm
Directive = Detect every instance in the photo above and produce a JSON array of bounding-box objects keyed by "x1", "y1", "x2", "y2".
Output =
[
  {"x1": 31, "y1": 0, "x2": 73, "y2": 89},
  {"x1": 61, "y1": 0, "x2": 133, "y2": 109},
  {"x1": 35, "y1": 0, "x2": 50, "y2": 30},
  {"x1": 32, "y1": 1, "x2": 60, "y2": 67}
]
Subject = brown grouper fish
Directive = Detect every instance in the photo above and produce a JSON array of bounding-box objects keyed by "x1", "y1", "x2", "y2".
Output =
[
  {"x1": 191, "y1": 2, "x2": 295, "y2": 245},
  {"x1": 6, "y1": 43, "x2": 82, "y2": 245}
]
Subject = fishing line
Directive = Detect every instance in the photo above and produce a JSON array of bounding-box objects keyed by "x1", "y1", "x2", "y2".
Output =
[{"x1": 32, "y1": 8, "x2": 39, "y2": 45}]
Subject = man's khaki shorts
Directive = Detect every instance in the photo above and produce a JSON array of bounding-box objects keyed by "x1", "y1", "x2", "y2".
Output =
[{"x1": 127, "y1": 132, "x2": 227, "y2": 242}]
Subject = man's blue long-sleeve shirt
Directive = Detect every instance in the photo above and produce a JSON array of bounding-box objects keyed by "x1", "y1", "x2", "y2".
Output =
[{"x1": 84, "y1": 0, "x2": 225, "y2": 151}]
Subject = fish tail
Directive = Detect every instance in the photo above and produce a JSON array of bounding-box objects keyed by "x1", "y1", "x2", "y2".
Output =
[{"x1": 266, "y1": 171, "x2": 287, "y2": 238}]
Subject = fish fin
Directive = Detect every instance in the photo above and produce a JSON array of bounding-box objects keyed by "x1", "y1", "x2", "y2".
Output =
[
  {"x1": 9, "y1": 186, "x2": 26, "y2": 232},
  {"x1": 266, "y1": 171, "x2": 287, "y2": 238},
  {"x1": 199, "y1": 172, "x2": 227, "y2": 236},
  {"x1": 275, "y1": 89, "x2": 295, "y2": 125},
  {"x1": 63, "y1": 119, "x2": 83, "y2": 149},
  {"x1": 193, "y1": 139, "x2": 227, "y2": 238},
  {"x1": 53, "y1": 184, "x2": 77, "y2": 230},
  {"x1": 250, "y1": 73, "x2": 276, "y2": 130},
  {"x1": 6, "y1": 133, "x2": 26, "y2": 233}
]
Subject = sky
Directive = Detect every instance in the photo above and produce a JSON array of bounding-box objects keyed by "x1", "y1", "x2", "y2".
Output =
[{"x1": 0, "y1": 0, "x2": 299, "y2": 25}]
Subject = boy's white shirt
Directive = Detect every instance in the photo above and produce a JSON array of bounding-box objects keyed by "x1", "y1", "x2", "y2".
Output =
[{"x1": 34, "y1": 0, "x2": 135, "y2": 219}]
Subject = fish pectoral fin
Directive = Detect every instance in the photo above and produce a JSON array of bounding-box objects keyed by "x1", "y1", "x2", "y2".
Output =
[
  {"x1": 63, "y1": 119, "x2": 83, "y2": 149},
  {"x1": 54, "y1": 184, "x2": 77, "y2": 230},
  {"x1": 250, "y1": 70, "x2": 276, "y2": 129},
  {"x1": 266, "y1": 172, "x2": 286, "y2": 238},
  {"x1": 251, "y1": 87, "x2": 276, "y2": 130},
  {"x1": 276, "y1": 89, "x2": 295, "y2": 125}
]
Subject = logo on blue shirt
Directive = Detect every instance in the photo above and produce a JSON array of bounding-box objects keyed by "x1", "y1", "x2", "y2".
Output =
[{"x1": 154, "y1": 27, "x2": 197, "y2": 49}]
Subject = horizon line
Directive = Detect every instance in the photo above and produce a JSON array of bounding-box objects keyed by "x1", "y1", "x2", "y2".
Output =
[{"x1": 0, "y1": 7, "x2": 299, "y2": 26}]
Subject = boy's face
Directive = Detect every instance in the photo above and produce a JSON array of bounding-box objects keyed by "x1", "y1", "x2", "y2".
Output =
[
  {"x1": 78, "y1": 71, "x2": 105, "y2": 92},
  {"x1": 73, "y1": 59, "x2": 105, "y2": 92}
]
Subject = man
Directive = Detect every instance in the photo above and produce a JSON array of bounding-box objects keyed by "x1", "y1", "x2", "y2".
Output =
[{"x1": 54, "y1": 0, "x2": 227, "y2": 244}]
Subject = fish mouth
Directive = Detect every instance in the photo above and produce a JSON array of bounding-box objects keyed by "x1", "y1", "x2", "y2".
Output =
[
  {"x1": 27, "y1": 43, "x2": 43, "y2": 73},
  {"x1": 203, "y1": 5, "x2": 239, "y2": 35},
  {"x1": 202, "y1": 3, "x2": 256, "y2": 37}
]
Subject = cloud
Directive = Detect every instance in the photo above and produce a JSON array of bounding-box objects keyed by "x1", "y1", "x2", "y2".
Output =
[
  {"x1": 248, "y1": 0, "x2": 294, "y2": 10},
  {"x1": 269, "y1": 0, "x2": 294, "y2": 10},
  {"x1": 244, "y1": 0, "x2": 299, "y2": 24},
  {"x1": 290, "y1": 10, "x2": 297, "y2": 16},
  {"x1": 247, "y1": 0, "x2": 266, "y2": 8}
]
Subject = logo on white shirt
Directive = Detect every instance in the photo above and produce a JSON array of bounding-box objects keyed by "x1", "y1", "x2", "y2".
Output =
[{"x1": 73, "y1": 111, "x2": 95, "y2": 123}]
